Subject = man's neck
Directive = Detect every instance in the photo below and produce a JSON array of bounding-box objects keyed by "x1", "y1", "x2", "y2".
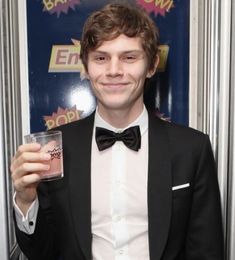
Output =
[{"x1": 97, "y1": 105, "x2": 144, "y2": 129}]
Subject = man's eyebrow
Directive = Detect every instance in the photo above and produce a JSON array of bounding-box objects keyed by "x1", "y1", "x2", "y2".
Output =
[
  {"x1": 90, "y1": 50, "x2": 144, "y2": 55},
  {"x1": 121, "y1": 50, "x2": 144, "y2": 54},
  {"x1": 90, "y1": 50, "x2": 107, "y2": 54}
]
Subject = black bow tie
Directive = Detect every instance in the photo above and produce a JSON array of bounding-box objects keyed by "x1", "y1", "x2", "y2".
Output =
[{"x1": 95, "y1": 125, "x2": 141, "y2": 151}]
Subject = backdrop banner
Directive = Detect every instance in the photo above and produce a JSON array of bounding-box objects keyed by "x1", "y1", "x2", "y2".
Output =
[{"x1": 26, "y1": 0, "x2": 189, "y2": 132}]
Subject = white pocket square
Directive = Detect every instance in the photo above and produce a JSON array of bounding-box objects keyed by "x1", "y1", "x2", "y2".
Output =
[{"x1": 172, "y1": 183, "x2": 190, "y2": 191}]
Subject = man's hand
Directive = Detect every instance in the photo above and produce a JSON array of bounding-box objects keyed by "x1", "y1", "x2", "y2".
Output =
[{"x1": 10, "y1": 143, "x2": 51, "y2": 216}]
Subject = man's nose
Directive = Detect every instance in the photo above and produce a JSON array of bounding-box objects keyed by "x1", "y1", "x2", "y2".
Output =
[{"x1": 106, "y1": 58, "x2": 123, "y2": 76}]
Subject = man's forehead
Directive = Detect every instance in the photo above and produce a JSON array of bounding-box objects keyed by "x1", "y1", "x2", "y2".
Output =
[{"x1": 91, "y1": 34, "x2": 144, "y2": 53}]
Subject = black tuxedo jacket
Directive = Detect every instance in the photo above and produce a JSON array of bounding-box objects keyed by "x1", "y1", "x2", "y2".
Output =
[{"x1": 15, "y1": 112, "x2": 224, "y2": 260}]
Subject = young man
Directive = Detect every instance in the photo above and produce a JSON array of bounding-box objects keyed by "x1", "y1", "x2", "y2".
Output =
[{"x1": 11, "y1": 3, "x2": 223, "y2": 260}]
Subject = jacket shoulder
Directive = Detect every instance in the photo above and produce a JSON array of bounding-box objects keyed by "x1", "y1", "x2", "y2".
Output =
[
  {"x1": 53, "y1": 112, "x2": 95, "y2": 134},
  {"x1": 153, "y1": 116, "x2": 210, "y2": 151},
  {"x1": 164, "y1": 119, "x2": 206, "y2": 139}
]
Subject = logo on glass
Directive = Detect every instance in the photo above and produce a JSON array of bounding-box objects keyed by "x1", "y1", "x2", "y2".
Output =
[{"x1": 49, "y1": 147, "x2": 63, "y2": 160}]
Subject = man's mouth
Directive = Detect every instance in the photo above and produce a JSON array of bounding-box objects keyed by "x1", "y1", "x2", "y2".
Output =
[{"x1": 101, "y1": 82, "x2": 129, "y2": 89}]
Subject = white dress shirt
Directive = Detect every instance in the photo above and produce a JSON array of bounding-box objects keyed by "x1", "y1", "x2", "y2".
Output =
[{"x1": 14, "y1": 107, "x2": 150, "y2": 260}]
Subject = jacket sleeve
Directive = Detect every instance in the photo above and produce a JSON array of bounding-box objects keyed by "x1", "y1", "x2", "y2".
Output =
[
  {"x1": 185, "y1": 135, "x2": 224, "y2": 259},
  {"x1": 14, "y1": 184, "x2": 60, "y2": 260}
]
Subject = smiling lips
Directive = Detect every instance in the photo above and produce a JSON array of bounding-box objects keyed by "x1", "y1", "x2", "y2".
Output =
[{"x1": 101, "y1": 82, "x2": 129, "y2": 89}]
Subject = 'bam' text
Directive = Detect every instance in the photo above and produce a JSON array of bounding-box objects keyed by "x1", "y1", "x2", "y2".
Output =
[{"x1": 43, "y1": 0, "x2": 73, "y2": 11}]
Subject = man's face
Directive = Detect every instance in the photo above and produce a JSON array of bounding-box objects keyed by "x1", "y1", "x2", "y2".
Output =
[{"x1": 86, "y1": 34, "x2": 155, "y2": 118}]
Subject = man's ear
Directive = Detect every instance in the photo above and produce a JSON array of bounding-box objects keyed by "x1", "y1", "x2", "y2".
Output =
[
  {"x1": 147, "y1": 55, "x2": 159, "y2": 78},
  {"x1": 83, "y1": 69, "x2": 90, "y2": 80}
]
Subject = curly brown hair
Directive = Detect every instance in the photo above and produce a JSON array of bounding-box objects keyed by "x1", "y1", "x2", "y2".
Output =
[{"x1": 80, "y1": 2, "x2": 160, "y2": 72}]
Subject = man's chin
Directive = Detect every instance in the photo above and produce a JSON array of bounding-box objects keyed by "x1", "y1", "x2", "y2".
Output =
[{"x1": 98, "y1": 101, "x2": 128, "y2": 112}]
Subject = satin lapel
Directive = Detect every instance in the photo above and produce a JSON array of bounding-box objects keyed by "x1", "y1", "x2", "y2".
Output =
[
  {"x1": 148, "y1": 115, "x2": 172, "y2": 260},
  {"x1": 68, "y1": 114, "x2": 95, "y2": 260}
]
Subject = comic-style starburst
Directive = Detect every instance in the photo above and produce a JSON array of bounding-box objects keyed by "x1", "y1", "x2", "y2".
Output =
[
  {"x1": 44, "y1": 106, "x2": 83, "y2": 129},
  {"x1": 136, "y1": 0, "x2": 174, "y2": 17},
  {"x1": 43, "y1": 0, "x2": 81, "y2": 17}
]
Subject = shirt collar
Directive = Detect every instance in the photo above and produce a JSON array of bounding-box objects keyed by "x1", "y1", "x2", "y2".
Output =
[{"x1": 94, "y1": 106, "x2": 148, "y2": 136}]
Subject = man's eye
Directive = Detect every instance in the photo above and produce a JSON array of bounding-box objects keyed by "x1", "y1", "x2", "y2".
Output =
[
  {"x1": 127, "y1": 56, "x2": 135, "y2": 59},
  {"x1": 95, "y1": 56, "x2": 106, "y2": 62},
  {"x1": 123, "y1": 56, "x2": 137, "y2": 62}
]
